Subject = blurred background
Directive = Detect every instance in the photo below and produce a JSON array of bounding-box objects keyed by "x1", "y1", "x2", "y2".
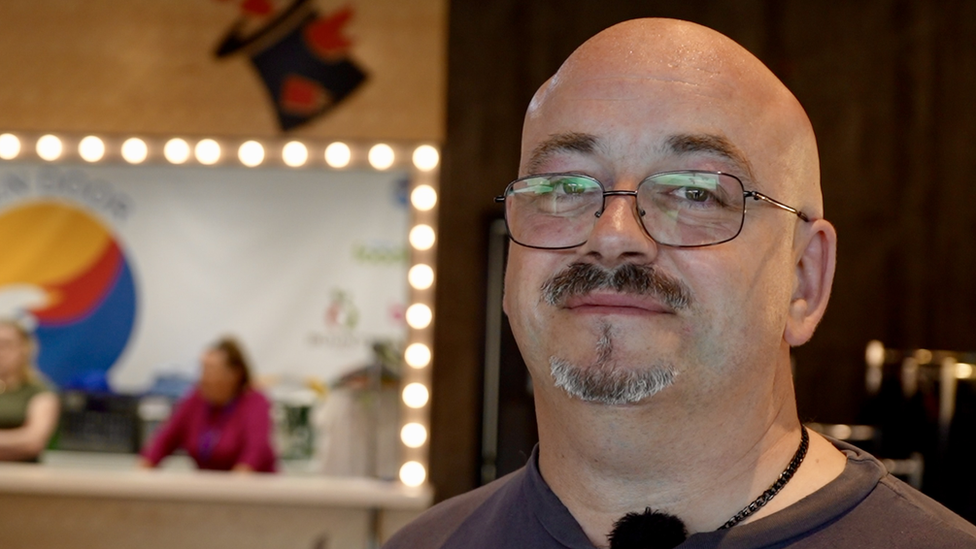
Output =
[{"x1": 2, "y1": 0, "x2": 976, "y2": 546}]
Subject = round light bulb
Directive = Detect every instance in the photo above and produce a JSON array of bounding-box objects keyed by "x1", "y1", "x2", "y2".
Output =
[
  {"x1": 406, "y1": 304, "x2": 432, "y2": 329},
  {"x1": 412, "y1": 145, "x2": 439, "y2": 171},
  {"x1": 865, "y1": 340, "x2": 884, "y2": 368},
  {"x1": 400, "y1": 423, "x2": 428, "y2": 448},
  {"x1": 402, "y1": 383, "x2": 429, "y2": 408},
  {"x1": 404, "y1": 343, "x2": 431, "y2": 368},
  {"x1": 957, "y1": 363, "x2": 974, "y2": 380},
  {"x1": 828, "y1": 424, "x2": 853, "y2": 440},
  {"x1": 164, "y1": 138, "x2": 191, "y2": 164},
  {"x1": 195, "y1": 139, "x2": 221, "y2": 165},
  {"x1": 409, "y1": 225, "x2": 435, "y2": 250},
  {"x1": 78, "y1": 136, "x2": 105, "y2": 162},
  {"x1": 399, "y1": 461, "x2": 426, "y2": 487},
  {"x1": 121, "y1": 138, "x2": 148, "y2": 164},
  {"x1": 408, "y1": 264, "x2": 434, "y2": 290},
  {"x1": 914, "y1": 348, "x2": 933, "y2": 364},
  {"x1": 325, "y1": 142, "x2": 351, "y2": 168},
  {"x1": 282, "y1": 141, "x2": 308, "y2": 167},
  {"x1": 368, "y1": 143, "x2": 395, "y2": 170},
  {"x1": 238, "y1": 141, "x2": 265, "y2": 167},
  {"x1": 411, "y1": 185, "x2": 437, "y2": 211},
  {"x1": 36, "y1": 135, "x2": 63, "y2": 161},
  {"x1": 0, "y1": 133, "x2": 21, "y2": 160}
]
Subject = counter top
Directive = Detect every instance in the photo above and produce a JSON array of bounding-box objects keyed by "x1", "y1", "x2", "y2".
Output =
[{"x1": 0, "y1": 452, "x2": 432, "y2": 509}]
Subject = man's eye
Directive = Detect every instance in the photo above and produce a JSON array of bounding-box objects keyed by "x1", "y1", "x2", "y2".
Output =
[
  {"x1": 552, "y1": 177, "x2": 598, "y2": 195},
  {"x1": 679, "y1": 187, "x2": 711, "y2": 202},
  {"x1": 557, "y1": 181, "x2": 585, "y2": 194}
]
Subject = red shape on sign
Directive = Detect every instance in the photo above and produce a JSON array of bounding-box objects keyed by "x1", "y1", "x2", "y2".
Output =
[
  {"x1": 280, "y1": 75, "x2": 330, "y2": 115},
  {"x1": 240, "y1": 0, "x2": 273, "y2": 16},
  {"x1": 34, "y1": 240, "x2": 123, "y2": 324},
  {"x1": 304, "y1": 7, "x2": 355, "y2": 60}
]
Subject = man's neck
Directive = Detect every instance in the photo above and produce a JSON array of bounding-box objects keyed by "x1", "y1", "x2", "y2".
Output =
[{"x1": 533, "y1": 365, "x2": 846, "y2": 547}]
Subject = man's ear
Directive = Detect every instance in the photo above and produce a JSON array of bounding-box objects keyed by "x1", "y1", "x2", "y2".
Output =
[{"x1": 784, "y1": 219, "x2": 837, "y2": 346}]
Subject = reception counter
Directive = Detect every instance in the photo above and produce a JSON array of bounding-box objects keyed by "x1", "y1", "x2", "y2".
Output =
[{"x1": 0, "y1": 452, "x2": 432, "y2": 549}]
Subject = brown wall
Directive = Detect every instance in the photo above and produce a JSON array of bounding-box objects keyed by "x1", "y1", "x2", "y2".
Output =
[
  {"x1": 0, "y1": 0, "x2": 446, "y2": 140},
  {"x1": 431, "y1": 0, "x2": 976, "y2": 501}
]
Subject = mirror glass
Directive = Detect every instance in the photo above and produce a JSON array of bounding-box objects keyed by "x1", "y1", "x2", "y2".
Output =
[{"x1": 0, "y1": 148, "x2": 415, "y2": 477}]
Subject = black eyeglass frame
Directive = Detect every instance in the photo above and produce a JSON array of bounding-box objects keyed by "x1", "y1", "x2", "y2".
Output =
[{"x1": 493, "y1": 170, "x2": 812, "y2": 250}]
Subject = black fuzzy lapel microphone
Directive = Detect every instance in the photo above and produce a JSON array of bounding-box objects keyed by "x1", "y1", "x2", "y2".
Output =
[{"x1": 607, "y1": 508, "x2": 688, "y2": 549}]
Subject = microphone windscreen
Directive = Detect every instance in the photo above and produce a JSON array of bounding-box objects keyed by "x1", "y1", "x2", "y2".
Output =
[{"x1": 608, "y1": 508, "x2": 688, "y2": 549}]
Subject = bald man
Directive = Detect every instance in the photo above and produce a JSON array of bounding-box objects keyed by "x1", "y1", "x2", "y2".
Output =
[{"x1": 384, "y1": 18, "x2": 976, "y2": 549}]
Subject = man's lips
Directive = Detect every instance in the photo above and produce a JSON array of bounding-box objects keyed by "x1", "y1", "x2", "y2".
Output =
[{"x1": 562, "y1": 292, "x2": 675, "y2": 314}]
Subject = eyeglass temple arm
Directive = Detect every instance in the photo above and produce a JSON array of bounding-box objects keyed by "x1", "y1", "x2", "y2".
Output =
[{"x1": 745, "y1": 191, "x2": 811, "y2": 222}]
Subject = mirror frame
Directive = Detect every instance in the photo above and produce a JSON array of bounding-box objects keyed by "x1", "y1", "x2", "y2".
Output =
[{"x1": 0, "y1": 130, "x2": 437, "y2": 487}]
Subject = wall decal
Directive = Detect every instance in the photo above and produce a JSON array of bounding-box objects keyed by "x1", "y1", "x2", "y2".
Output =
[{"x1": 215, "y1": 0, "x2": 368, "y2": 131}]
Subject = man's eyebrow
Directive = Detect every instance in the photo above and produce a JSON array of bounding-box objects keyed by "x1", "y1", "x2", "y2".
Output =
[
  {"x1": 525, "y1": 132, "x2": 599, "y2": 174},
  {"x1": 663, "y1": 133, "x2": 755, "y2": 181}
]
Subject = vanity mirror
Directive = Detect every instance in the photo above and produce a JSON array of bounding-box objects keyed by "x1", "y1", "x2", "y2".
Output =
[{"x1": 0, "y1": 131, "x2": 437, "y2": 486}]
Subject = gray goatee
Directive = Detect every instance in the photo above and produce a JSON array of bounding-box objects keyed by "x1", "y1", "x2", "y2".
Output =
[{"x1": 543, "y1": 263, "x2": 687, "y2": 405}]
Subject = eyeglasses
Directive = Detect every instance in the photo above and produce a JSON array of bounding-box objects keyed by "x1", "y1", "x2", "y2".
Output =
[{"x1": 494, "y1": 171, "x2": 810, "y2": 250}]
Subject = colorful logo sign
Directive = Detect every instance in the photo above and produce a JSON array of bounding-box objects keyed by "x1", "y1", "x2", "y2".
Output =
[{"x1": 0, "y1": 201, "x2": 137, "y2": 389}]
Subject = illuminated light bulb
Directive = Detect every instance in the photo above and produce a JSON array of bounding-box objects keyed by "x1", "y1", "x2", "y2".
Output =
[
  {"x1": 400, "y1": 423, "x2": 428, "y2": 448},
  {"x1": 865, "y1": 340, "x2": 884, "y2": 368},
  {"x1": 410, "y1": 185, "x2": 437, "y2": 211},
  {"x1": 282, "y1": 141, "x2": 308, "y2": 167},
  {"x1": 404, "y1": 343, "x2": 431, "y2": 368},
  {"x1": 914, "y1": 348, "x2": 933, "y2": 364},
  {"x1": 195, "y1": 139, "x2": 221, "y2": 165},
  {"x1": 408, "y1": 264, "x2": 434, "y2": 290},
  {"x1": 36, "y1": 135, "x2": 63, "y2": 161},
  {"x1": 325, "y1": 142, "x2": 351, "y2": 168},
  {"x1": 406, "y1": 304, "x2": 432, "y2": 329},
  {"x1": 0, "y1": 133, "x2": 21, "y2": 160},
  {"x1": 368, "y1": 143, "x2": 395, "y2": 170},
  {"x1": 399, "y1": 461, "x2": 426, "y2": 487},
  {"x1": 238, "y1": 141, "x2": 265, "y2": 167},
  {"x1": 78, "y1": 136, "x2": 105, "y2": 162},
  {"x1": 402, "y1": 383, "x2": 429, "y2": 408},
  {"x1": 828, "y1": 424, "x2": 853, "y2": 440},
  {"x1": 164, "y1": 138, "x2": 191, "y2": 164},
  {"x1": 957, "y1": 363, "x2": 974, "y2": 379},
  {"x1": 121, "y1": 138, "x2": 148, "y2": 164},
  {"x1": 409, "y1": 224, "x2": 435, "y2": 250},
  {"x1": 412, "y1": 145, "x2": 439, "y2": 171}
]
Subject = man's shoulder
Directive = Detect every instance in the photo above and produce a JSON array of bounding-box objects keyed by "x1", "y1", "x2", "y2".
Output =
[
  {"x1": 862, "y1": 474, "x2": 976, "y2": 545},
  {"x1": 709, "y1": 442, "x2": 976, "y2": 548},
  {"x1": 382, "y1": 468, "x2": 526, "y2": 549},
  {"x1": 810, "y1": 445, "x2": 976, "y2": 547}
]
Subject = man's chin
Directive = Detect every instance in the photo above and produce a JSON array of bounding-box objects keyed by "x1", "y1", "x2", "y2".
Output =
[{"x1": 548, "y1": 357, "x2": 677, "y2": 406}]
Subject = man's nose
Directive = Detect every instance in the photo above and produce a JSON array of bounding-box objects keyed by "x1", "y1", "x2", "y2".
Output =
[{"x1": 579, "y1": 190, "x2": 659, "y2": 264}]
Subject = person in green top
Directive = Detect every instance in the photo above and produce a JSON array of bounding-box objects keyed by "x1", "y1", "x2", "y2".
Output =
[{"x1": 0, "y1": 319, "x2": 59, "y2": 461}]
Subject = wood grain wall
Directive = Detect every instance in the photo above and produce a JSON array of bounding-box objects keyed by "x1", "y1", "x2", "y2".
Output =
[{"x1": 0, "y1": 0, "x2": 446, "y2": 140}]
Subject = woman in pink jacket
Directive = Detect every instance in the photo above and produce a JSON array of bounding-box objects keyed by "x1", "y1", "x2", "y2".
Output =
[{"x1": 141, "y1": 337, "x2": 276, "y2": 473}]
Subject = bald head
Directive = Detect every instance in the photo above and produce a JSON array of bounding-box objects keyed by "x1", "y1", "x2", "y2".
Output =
[{"x1": 522, "y1": 18, "x2": 822, "y2": 216}]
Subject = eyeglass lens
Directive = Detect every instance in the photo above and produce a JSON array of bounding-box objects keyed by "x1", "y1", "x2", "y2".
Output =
[{"x1": 503, "y1": 171, "x2": 747, "y2": 249}]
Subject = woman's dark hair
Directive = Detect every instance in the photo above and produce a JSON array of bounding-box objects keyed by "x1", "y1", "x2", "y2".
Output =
[{"x1": 212, "y1": 337, "x2": 252, "y2": 391}]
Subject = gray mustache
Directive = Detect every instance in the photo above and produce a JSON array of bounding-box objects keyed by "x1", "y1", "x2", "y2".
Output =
[{"x1": 541, "y1": 263, "x2": 691, "y2": 310}]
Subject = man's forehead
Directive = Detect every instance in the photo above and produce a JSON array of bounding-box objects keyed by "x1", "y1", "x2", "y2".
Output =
[
  {"x1": 542, "y1": 69, "x2": 740, "y2": 104},
  {"x1": 523, "y1": 64, "x2": 765, "y2": 170}
]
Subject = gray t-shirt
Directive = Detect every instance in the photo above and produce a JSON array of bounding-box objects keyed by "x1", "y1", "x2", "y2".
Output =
[{"x1": 383, "y1": 441, "x2": 976, "y2": 548}]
